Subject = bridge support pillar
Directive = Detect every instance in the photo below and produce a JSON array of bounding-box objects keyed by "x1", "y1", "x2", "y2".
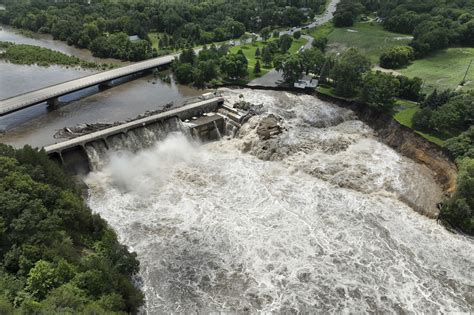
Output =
[
  {"x1": 47, "y1": 97, "x2": 59, "y2": 108},
  {"x1": 99, "y1": 80, "x2": 113, "y2": 90}
]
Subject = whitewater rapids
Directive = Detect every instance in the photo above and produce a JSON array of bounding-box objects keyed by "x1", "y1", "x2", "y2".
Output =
[{"x1": 85, "y1": 89, "x2": 473, "y2": 313}]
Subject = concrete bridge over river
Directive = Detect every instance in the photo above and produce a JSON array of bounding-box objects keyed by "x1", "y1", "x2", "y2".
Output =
[{"x1": 0, "y1": 53, "x2": 177, "y2": 116}]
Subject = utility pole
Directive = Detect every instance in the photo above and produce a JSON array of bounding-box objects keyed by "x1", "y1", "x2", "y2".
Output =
[{"x1": 461, "y1": 59, "x2": 472, "y2": 85}]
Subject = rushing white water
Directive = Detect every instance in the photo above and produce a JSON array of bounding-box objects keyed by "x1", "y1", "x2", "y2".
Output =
[{"x1": 85, "y1": 89, "x2": 474, "y2": 313}]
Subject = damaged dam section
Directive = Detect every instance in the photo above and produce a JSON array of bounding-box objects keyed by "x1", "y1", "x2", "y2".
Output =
[
  {"x1": 73, "y1": 88, "x2": 472, "y2": 313},
  {"x1": 44, "y1": 95, "x2": 241, "y2": 173}
]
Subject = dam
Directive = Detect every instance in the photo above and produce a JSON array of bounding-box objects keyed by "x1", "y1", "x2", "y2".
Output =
[{"x1": 44, "y1": 94, "x2": 243, "y2": 173}]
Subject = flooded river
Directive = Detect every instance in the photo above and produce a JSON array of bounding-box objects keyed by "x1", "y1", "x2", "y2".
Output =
[
  {"x1": 0, "y1": 27, "x2": 203, "y2": 148},
  {"x1": 85, "y1": 89, "x2": 473, "y2": 313}
]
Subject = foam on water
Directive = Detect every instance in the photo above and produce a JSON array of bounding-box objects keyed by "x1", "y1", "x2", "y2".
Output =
[{"x1": 85, "y1": 89, "x2": 473, "y2": 313}]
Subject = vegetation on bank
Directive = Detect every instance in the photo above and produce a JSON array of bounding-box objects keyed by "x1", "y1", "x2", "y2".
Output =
[
  {"x1": 0, "y1": 144, "x2": 143, "y2": 313},
  {"x1": 0, "y1": 41, "x2": 113, "y2": 70},
  {"x1": 0, "y1": 0, "x2": 325, "y2": 61}
]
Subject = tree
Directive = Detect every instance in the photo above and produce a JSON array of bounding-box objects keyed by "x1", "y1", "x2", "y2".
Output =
[
  {"x1": 272, "y1": 30, "x2": 280, "y2": 38},
  {"x1": 254, "y1": 60, "x2": 261, "y2": 75},
  {"x1": 379, "y1": 46, "x2": 414, "y2": 69},
  {"x1": 445, "y1": 127, "x2": 474, "y2": 159},
  {"x1": 412, "y1": 107, "x2": 433, "y2": 130},
  {"x1": 293, "y1": 31, "x2": 301, "y2": 40},
  {"x1": 261, "y1": 46, "x2": 273, "y2": 67},
  {"x1": 174, "y1": 63, "x2": 195, "y2": 84},
  {"x1": 422, "y1": 89, "x2": 453, "y2": 109},
  {"x1": 179, "y1": 48, "x2": 196, "y2": 65},
  {"x1": 220, "y1": 53, "x2": 248, "y2": 79},
  {"x1": 274, "y1": 54, "x2": 304, "y2": 83},
  {"x1": 240, "y1": 33, "x2": 250, "y2": 46},
  {"x1": 255, "y1": 47, "x2": 261, "y2": 59},
  {"x1": 331, "y1": 48, "x2": 371, "y2": 97},
  {"x1": 312, "y1": 37, "x2": 328, "y2": 52},
  {"x1": 359, "y1": 71, "x2": 401, "y2": 111},
  {"x1": 440, "y1": 157, "x2": 474, "y2": 234},
  {"x1": 397, "y1": 76, "x2": 423, "y2": 102},
  {"x1": 333, "y1": 10, "x2": 355, "y2": 27},
  {"x1": 278, "y1": 34, "x2": 293, "y2": 53},
  {"x1": 197, "y1": 60, "x2": 219, "y2": 82},
  {"x1": 300, "y1": 48, "x2": 325, "y2": 75},
  {"x1": 261, "y1": 27, "x2": 271, "y2": 41}
]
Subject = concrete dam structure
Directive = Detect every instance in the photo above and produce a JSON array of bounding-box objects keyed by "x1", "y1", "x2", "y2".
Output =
[{"x1": 44, "y1": 95, "x2": 243, "y2": 174}]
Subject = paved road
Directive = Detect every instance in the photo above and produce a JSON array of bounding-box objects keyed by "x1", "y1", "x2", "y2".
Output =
[
  {"x1": 0, "y1": 53, "x2": 177, "y2": 116},
  {"x1": 249, "y1": 0, "x2": 340, "y2": 87}
]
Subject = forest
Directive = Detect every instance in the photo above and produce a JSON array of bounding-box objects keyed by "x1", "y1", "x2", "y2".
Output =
[
  {"x1": 0, "y1": 0, "x2": 325, "y2": 61},
  {"x1": 0, "y1": 145, "x2": 143, "y2": 313}
]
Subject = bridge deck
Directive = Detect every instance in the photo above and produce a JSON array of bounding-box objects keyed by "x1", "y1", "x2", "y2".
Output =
[{"x1": 0, "y1": 54, "x2": 176, "y2": 116}]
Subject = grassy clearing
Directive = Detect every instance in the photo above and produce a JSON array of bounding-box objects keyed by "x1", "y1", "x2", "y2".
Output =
[
  {"x1": 230, "y1": 38, "x2": 307, "y2": 81},
  {"x1": 305, "y1": 23, "x2": 335, "y2": 40},
  {"x1": 326, "y1": 23, "x2": 412, "y2": 63},
  {"x1": 399, "y1": 48, "x2": 474, "y2": 93},
  {"x1": 148, "y1": 32, "x2": 163, "y2": 51}
]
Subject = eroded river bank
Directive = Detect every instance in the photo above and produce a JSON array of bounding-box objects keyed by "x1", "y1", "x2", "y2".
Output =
[{"x1": 84, "y1": 89, "x2": 473, "y2": 313}]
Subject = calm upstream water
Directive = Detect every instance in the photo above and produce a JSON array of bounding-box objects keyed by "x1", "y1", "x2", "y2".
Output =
[
  {"x1": 0, "y1": 25, "x2": 125, "y2": 64},
  {"x1": 85, "y1": 89, "x2": 474, "y2": 313},
  {"x1": 0, "y1": 27, "x2": 203, "y2": 148}
]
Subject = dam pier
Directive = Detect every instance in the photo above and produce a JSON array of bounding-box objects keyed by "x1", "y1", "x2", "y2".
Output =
[{"x1": 44, "y1": 95, "x2": 244, "y2": 173}]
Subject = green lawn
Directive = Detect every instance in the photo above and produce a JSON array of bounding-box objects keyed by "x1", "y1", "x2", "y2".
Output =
[
  {"x1": 305, "y1": 23, "x2": 335, "y2": 41},
  {"x1": 148, "y1": 32, "x2": 162, "y2": 51},
  {"x1": 399, "y1": 48, "x2": 474, "y2": 93},
  {"x1": 230, "y1": 38, "x2": 308, "y2": 81},
  {"x1": 325, "y1": 22, "x2": 412, "y2": 63}
]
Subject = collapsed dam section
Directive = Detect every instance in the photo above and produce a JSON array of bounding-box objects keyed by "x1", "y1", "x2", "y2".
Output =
[{"x1": 44, "y1": 94, "x2": 244, "y2": 174}]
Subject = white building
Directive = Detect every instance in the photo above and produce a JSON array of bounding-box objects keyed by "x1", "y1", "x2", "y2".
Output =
[{"x1": 294, "y1": 75, "x2": 318, "y2": 89}]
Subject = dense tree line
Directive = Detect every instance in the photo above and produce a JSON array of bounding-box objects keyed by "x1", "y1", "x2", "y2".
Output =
[
  {"x1": 333, "y1": 0, "x2": 474, "y2": 60},
  {"x1": 0, "y1": 144, "x2": 143, "y2": 313},
  {"x1": 412, "y1": 89, "x2": 474, "y2": 134},
  {"x1": 0, "y1": 0, "x2": 325, "y2": 61}
]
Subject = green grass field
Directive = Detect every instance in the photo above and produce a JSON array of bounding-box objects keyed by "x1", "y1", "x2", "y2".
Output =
[
  {"x1": 325, "y1": 23, "x2": 412, "y2": 63},
  {"x1": 230, "y1": 38, "x2": 307, "y2": 81},
  {"x1": 399, "y1": 48, "x2": 474, "y2": 93},
  {"x1": 148, "y1": 32, "x2": 162, "y2": 51}
]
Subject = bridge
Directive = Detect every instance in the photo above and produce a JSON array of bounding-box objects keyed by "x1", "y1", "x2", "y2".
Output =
[{"x1": 0, "y1": 53, "x2": 177, "y2": 116}]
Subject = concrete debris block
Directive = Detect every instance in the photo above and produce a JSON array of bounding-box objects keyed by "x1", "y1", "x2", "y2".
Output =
[{"x1": 256, "y1": 114, "x2": 284, "y2": 140}]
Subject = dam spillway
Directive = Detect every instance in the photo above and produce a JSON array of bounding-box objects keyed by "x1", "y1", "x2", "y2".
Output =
[{"x1": 44, "y1": 95, "x2": 242, "y2": 173}]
